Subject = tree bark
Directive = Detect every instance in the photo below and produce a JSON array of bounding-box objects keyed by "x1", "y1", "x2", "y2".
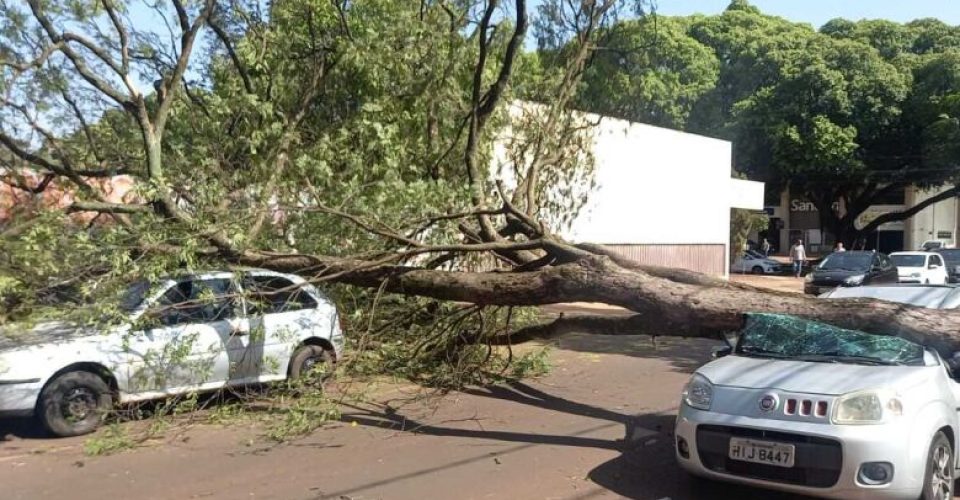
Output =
[{"x1": 237, "y1": 251, "x2": 960, "y2": 356}]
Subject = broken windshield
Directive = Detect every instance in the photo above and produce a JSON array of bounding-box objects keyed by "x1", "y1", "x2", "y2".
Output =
[{"x1": 734, "y1": 313, "x2": 926, "y2": 366}]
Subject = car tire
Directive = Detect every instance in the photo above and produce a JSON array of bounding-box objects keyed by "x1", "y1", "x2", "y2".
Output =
[
  {"x1": 288, "y1": 345, "x2": 335, "y2": 382},
  {"x1": 37, "y1": 371, "x2": 113, "y2": 437},
  {"x1": 751, "y1": 266, "x2": 764, "y2": 275},
  {"x1": 921, "y1": 431, "x2": 954, "y2": 500}
]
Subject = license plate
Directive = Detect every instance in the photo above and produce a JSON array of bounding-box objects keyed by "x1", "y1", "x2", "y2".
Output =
[{"x1": 728, "y1": 438, "x2": 795, "y2": 468}]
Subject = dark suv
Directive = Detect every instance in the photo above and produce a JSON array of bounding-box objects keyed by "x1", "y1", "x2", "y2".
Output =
[
  {"x1": 804, "y1": 250, "x2": 899, "y2": 295},
  {"x1": 938, "y1": 249, "x2": 960, "y2": 283}
]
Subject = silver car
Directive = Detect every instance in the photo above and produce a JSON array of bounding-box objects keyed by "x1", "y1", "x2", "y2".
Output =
[
  {"x1": 820, "y1": 284, "x2": 960, "y2": 309},
  {"x1": 675, "y1": 312, "x2": 959, "y2": 499},
  {"x1": 0, "y1": 270, "x2": 342, "y2": 437}
]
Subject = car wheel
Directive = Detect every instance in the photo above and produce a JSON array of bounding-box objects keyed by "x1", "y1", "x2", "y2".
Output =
[
  {"x1": 288, "y1": 345, "x2": 335, "y2": 382},
  {"x1": 921, "y1": 431, "x2": 954, "y2": 500},
  {"x1": 37, "y1": 371, "x2": 113, "y2": 437},
  {"x1": 751, "y1": 266, "x2": 764, "y2": 274}
]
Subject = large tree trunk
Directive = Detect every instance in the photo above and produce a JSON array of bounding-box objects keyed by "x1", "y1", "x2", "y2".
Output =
[{"x1": 238, "y1": 251, "x2": 960, "y2": 356}]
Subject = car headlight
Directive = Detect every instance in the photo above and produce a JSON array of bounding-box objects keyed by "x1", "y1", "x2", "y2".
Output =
[
  {"x1": 832, "y1": 390, "x2": 903, "y2": 425},
  {"x1": 843, "y1": 274, "x2": 865, "y2": 285},
  {"x1": 682, "y1": 374, "x2": 714, "y2": 410},
  {"x1": 804, "y1": 273, "x2": 815, "y2": 282},
  {"x1": 910, "y1": 272, "x2": 921, "y2": 278}
]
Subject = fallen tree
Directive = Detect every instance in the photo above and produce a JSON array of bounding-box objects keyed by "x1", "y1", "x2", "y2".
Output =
[{"x1": 2, "y1": 0, "x2": 960, "y2": 363}]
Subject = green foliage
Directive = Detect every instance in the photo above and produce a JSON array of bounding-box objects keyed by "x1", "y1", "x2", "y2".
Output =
[
  {"x1": 579, "y1": 17, "x2": 719, "y2": 128},
  {"x1": 83, "y1": 423, "x2": 137, "y2": 456},
  {"x1": 572, "y1": 1, "x2": 960, "y2": 243}
]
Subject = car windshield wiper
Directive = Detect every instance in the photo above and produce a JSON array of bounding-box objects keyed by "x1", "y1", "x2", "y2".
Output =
[
  {"x1": 737, "y1": 346, "x2": 791, "y2": 359},
  {"x1": 793, "y1": 353, "x2": 903, "y2": 366}
]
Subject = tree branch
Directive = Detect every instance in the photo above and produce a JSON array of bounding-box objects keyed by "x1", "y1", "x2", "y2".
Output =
[
  {"x1": 861, "y1": 185, "x2": 960, "y2": 234},
  {"x1": 68, "y1": 201, "x2": 152, "y2": 214},
  {"x1": 233, "y1": 251, "x2": 960, "y2": 355},
  {"x1": 26, "y1": 0, "x2": 133, "y2": 108},
  {"x1": 153, "y1": 0, "x2": 216, "y2": 135}
]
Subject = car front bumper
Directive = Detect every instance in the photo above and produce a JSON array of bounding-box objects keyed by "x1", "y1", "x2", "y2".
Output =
[
  {"x1": 675, "y1": 404, "x2": 923, "y2": 499},
  {"x1": 897, "y1": 277, "x2": 922, "y2": 284},
  {"x1": 0, "y1": 378, "x2": 42, "y2": 417},
  {"x1": 804, "y1": 284, "x2": 843, "y2": 295}
]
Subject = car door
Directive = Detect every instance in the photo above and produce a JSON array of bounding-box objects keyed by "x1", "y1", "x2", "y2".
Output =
[
  {"x1": 121, "y1": 277, "x2": 240, "y2": 397},
  {"x1": 879, "y1": 254, "x2": 898, "y2": 283},
  {"x1": 240, "y1": 273, "x2": 323, "y2": 380},
  {"x1": 930, "y1": 254, "x2": 948, "y2": 284}
]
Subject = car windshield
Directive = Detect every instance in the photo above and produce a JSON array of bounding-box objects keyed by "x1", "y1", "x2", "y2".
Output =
[
  {"x1": 940, "y1": 249, "x2": 960, "y2": 265},
  {"x1": 745, "y1": 250, "x2": 765, "y2": 259},
  {"x1": 891, "y1": 254, "x2": 925, "y2": 268},
  {"x1": 118, "y1": 280, "x2": 152, "y2": 312},
  {"x1": 734, "y1": 313, "x2": 925, "y2": 366},
  {"x1": 818, "y1": 252, "x2": 873, "y2": 271}
]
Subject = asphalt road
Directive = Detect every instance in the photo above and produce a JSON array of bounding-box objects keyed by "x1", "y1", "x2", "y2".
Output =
[{"x1": 0, "y1": 331, "x2": 833, "y2": 500}]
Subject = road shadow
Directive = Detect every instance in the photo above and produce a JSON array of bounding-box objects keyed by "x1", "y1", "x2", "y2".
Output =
[
  {"x1": 534, "y1": 304, "x2": 725, "y2": 374},
  {"x1": 0, "y1": 416, "x2": 49, "y2": 441},
  {"x1": 335, "y1": 380, "x2": 810, "y2": 500},
  {"x1": 551, "y1": 332, "x2": 721, "y2": 374},
  {"x1": 589, "y1": 428, "x2": 813, "y2": 500},
  {"x1": 0, "y1": 387, "x2": 266, "y2": 442}
]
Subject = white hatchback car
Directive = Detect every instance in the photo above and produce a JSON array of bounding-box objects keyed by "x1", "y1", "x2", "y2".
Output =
[
  {"x1": 0, "y1": 270, "x2": 342, "y2": 437},
  {"x1": 733, "y1": 250, "x2": 783, "y2": 274},
  {"x1": 676, "y1": 313, "x2": 960, "y2": 500},
  {"x1": 890, "y1": 252, "x2": 950, "y2": 284}
]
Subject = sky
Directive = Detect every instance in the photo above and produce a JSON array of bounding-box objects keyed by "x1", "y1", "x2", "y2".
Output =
[{"x1": 650, "y1": 0, "x2": 960, "y2": 28}]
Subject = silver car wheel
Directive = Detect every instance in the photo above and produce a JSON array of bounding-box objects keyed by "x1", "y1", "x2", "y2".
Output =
[{"x1": 931, "y1": 442, "x2": 953, "y2": 500}]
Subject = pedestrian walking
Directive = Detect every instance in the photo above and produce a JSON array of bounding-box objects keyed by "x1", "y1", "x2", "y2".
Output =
[
  {"x1": 834, "y1": 242, "x2": 846, "y2": 252},
  {"x1": 760, "y1": 238, "x2": 771, "y2": 257},
  {"x1": 790, "y1": 239, "x2": 806, "y2": 277}
]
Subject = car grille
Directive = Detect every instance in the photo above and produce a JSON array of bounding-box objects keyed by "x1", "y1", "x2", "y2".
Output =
[
  {"x1": 696, "y1": 425, "x2": 842, "y2": 488},
  {"x1": 811, "y1": 277, "x2": 840, "y2": 286}
]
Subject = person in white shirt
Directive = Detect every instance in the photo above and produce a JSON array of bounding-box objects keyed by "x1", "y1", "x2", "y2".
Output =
[{"x1": 790, "y1": 239, "x2": 807, "y2": 277}]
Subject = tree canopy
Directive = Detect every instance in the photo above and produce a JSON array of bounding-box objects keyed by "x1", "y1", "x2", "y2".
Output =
[
  {"x1": 2, "y1": 0, "x2": 960, "y2": 372},
  {"x1": 576, "y1": 2, "x2": 960, "y2": 245}
]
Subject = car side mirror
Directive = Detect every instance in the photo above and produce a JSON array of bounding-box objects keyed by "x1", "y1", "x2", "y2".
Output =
[
  {"x1": 929, "y1": 264, "x2": 939, "y2": 270},
  {"x1": 712, "y1": 345, "x2": 732, "y2": 358}
]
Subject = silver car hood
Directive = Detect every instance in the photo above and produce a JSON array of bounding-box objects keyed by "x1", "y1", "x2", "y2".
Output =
[
  {"x1": 698, "y1": 355, "x2": 933, "y2": 396},
  {"x1": 0, "y1": 321, "x2": 98, "y2": 350}
]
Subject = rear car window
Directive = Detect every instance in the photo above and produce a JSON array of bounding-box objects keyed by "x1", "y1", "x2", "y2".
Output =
[
  {"x1": 891, "y1": 254, "x2": 925, "y2": 268},
  {"x1": 149, "y1": 278, "x2": 238, "y2": 326},
  {"x1": 242, "y1": 275, "x2": 318, "y2": 314}
]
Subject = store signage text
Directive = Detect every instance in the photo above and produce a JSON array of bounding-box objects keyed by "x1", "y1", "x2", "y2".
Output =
[{"x1": 790, "y1": 199, "x2": 840, "y2": 212}]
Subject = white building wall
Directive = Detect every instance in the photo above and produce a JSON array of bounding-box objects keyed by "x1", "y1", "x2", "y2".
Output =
[
  {"x1": 562, "y1": 117, "x2": 736, "y2": 245},
  {"x1": 494, "y1": 101, "x2": 763, "y2": 277},
  {"x1": 906, "y1": 186, "x2": 959, "y2": 249}
]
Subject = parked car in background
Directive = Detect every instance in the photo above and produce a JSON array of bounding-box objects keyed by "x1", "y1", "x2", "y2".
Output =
[
  {"x1": 937, "y1": 249, "x2": 960, "y2": 283},
  {"x1": 732, "y1": 250, "x2": 783, "y2": 274},
  {"x1": 676, "y1": 312, "x2": 960, "y2": 499},
  {"x1": 890, "y1": 252, "x2": 949, "y2": 284},
  {"x1": 921, "y1": 239, "x2": 955, "y2": 252},
  {"x1": 0, "y1": 270, "x2": 343, "y2": 437},
  {"x1": 820, "y1": 284, "x2": 960, "y2": 309},
  {"x1": 804, "y1": 251, "x2": 898, "y2": 295}
]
